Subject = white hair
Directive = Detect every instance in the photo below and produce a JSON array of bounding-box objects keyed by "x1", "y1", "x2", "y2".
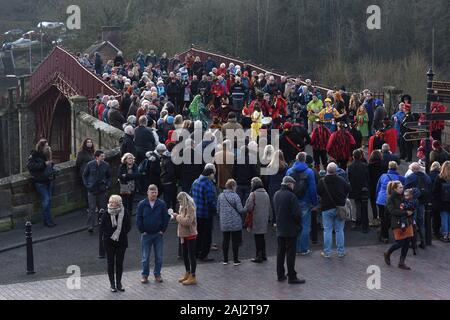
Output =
[
  {"x1": 205, "y1": 163, "x2": 216, "y2": 172},
  {"x1": 124, "y1": 125, "x2": 134, "y2": 135},
  {"x1": 327, "y1": 162, "x2": 337, "y2": 175}
]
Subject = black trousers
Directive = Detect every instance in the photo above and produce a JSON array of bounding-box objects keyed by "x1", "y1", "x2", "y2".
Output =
[
  {"x1": 369, "y1": 187, "x2": 378, "y2": 220},
  {"x1": 254, "y1": 234, "x2": 266, "y2": 259},
  {"x1": 379, "y1": 205, "x2": 390, "y2": 240},
  {"x1": 222, "y1": 231, "x2": 242, "y2": 262},
  {"x1": 105, "y1": 243, "x2": 126, "y2": 286},
  {"x1": 162, "y1": 183, "x2": 177, "y2": 210},
  {"x1": 432, "y1": 206, "x2": 441, "y2": 236},
  {"x1": 121, "y1": 193, "x2": 134, "y2": 215},
  {"x1": 388, "y1": 238, "x2": 411, "y2": 259},
  {"x1": 313, "y1": 149, "x2": 328, "y2": 169},
  {"x1": 196, "y1": 218, "x2": 213, "y2": 259},
  {"x1": 400, "y1": 138, "x2": 413, "y2": 161},
  {"x1": 182, "y1": 239, "x2": 197, "y2": 275},
  {"x1": 277, "y1": 237, "x2": 297, "y2": 280}
]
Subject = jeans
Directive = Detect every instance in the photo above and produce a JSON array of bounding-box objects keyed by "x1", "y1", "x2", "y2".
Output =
[
  {"x1": 277, "y1": 237, "x2": 297, "y2": 280},
  {"x1": 237, "y1": 185, "x2": 251, "y2": 207},
  {"x1": 34, "y1": 181, "x2": 54, "y2": 225},
  {"x1": 322, "y1": 209, "x2": 345, "y2": 256},
  {"x1": 141, "y1": 232, "x2": 163, "y2": 277},
  {"x1": 182, "y1": 239, "x2": 197, "y2": 275},
  {"x1": 440, "y1": 211, "x2": 450, "y2": 237},
  {"x1": 416, "y1": 205, "x2": 425, "y2": 242},
  {"x1": 87, "y1": 192, "x2": 108, "y2": 228},
  {"x1": 297, "y1": 203, "x2": 311, "y2": 253},
  {"x1": 388, "y1": 238, "x2": 410, "y2": 259}
]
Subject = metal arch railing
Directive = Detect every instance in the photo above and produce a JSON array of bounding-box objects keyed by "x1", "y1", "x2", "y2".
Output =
[{"x1": 29, "y1": 46, "x2": 120, "y2": 106}]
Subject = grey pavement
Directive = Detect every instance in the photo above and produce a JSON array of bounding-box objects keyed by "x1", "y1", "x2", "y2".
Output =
[{"x1": 1, "y1": 241, "x2": 449, "y2": 300}]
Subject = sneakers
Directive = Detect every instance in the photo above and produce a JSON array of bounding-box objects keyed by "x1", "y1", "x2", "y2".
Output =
[
  {"x1": 233, "y1": 260, "x2": 242, "y2": 266},
  {"x1": 154, "y1": 276, "x2": 163, "y2": 283},
  {"x1": 299, "y1": 250, "x2": 312, "y2": 256},
  {"x1": 222, "y1": 261, "x2": 229, "y2": 265},
  {"x1": 182, "y1": 274, "x2": 197, "y2": 285},
  {"x1": 320, "y1": 251, "x2": 331, "y2": 259},
  {"x1": 251, "y1": 257, "x2": 263, "y2": 263},
  {"x1": 211, "y1": 244, "x2": 219, "y2": 251},
  {"x1": 337, "y1": 253, "x2": 346, "y2": 258}
]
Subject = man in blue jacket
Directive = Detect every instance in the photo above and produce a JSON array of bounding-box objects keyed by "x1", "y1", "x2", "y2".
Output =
[
  {"x1": 286, "y1": 152, "x2": 318, "y2": 255},
  {"x1": 405, "y1": 162, "x2": 432, "y2": 249},
  {"x1": 137, "y1": 184, "x2": 169, "y2": 284}
]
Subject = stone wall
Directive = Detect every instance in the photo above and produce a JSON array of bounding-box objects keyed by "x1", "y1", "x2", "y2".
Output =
[{"x1": 0, "y1": 149, "x2": 121, "y2": 232}]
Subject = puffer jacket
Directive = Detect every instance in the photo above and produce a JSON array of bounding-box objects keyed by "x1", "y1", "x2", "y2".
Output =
[{"x1": 218, "y1": 190, "x2": 244, "y2": 232}]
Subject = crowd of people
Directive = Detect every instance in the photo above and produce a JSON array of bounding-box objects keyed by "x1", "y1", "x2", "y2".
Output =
[{"x1": 26, "y1": 49, "x2": 450, "y2": 292}]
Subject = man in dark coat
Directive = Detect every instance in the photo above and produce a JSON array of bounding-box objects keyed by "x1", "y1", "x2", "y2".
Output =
[
  {"x1": 348, "y1": 149, "x2": 370, "y2": 232},
  {"x1": 134, "y1": 116, "x2": 156, "y2": 165},
  {"x1": 108, "y1": 100, "x2": 126, "y2": 130},
  {"x1": 120, "y1": 126, "x2": 137, "y2": 157},
  {"x1": 274, "y1": 176, "x2": 304, "y2": 284},
  {"x1": 280, "y1": 122, "x2": 310, "y2": 165}
]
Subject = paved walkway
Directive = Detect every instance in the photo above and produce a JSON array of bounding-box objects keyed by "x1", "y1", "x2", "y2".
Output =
[{"x1": 1, "y1": 242, "x2": 449, "y2": 300}]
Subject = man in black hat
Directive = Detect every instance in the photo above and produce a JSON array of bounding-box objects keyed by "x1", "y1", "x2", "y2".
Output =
[{"x1": 273, "y1": 176, "x2": 305, "y2": 284}]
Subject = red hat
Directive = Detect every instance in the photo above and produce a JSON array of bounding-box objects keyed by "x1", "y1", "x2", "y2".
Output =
[{"x1": 284, "y1": 122, "x2": 292, "y2": 130}]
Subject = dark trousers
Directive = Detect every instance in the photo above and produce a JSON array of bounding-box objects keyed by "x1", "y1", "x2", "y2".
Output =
[
  {"x1": 182, "y1": 239, "x2": 197, "y2": 275},
  {"x1": 87, "y1": 192, "x2": 107, "y2": 228},
  {"x1": 369, "y1": 188, "x2": 378, "y2": 220},
  {"x1": 277, "y1": 237, "x2": 297, "y2": 280},
  {"x1": 388, "y1": 238, "x2": 411, "y2": 259},
  {"x1": 379, "y1": 205, "x2": 390, "y2": 240},
  {"x1": 254, "y1": 234, "x2": 266, "y2": 259},
  {"x1": 162, "y1": 183, "x2": 177, "y2": 209},
  {"x1": 237, "y1": 185, "x2": 251, "y2": 206},
  {"x1": 196, "y1": 218, "x2": 213, "y2": 259},
  {"x1": 432, "y1": 207, "x2": 441, "y2": 236},
  {"x1": 313, "y1": 149, "x2": 328, "y2": 169},
  {"x1": 121, "y1": 193, "x2": 134, "y2": 215},
  {"x1": 401, "y1": 138, "x2": 413, "y2": 161},
  {"x1": 222, "y1": 231, "x2": 241, "y2": 262},
  {"x1": 105, "y1": 243, "x2": 126, "y2": 287}
]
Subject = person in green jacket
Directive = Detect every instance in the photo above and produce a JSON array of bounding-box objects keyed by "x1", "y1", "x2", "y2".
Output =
[
  {"x1": 356, "y1": 105, "x2": 369, "y2": 146},
  {"x1": 306, "y1": 94, "x2": 324, "y2": 134}
]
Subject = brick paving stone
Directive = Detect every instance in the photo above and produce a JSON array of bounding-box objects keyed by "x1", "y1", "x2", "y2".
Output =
[{"x1": 0, "y1": 242, "x2": 449, "y2": 300}]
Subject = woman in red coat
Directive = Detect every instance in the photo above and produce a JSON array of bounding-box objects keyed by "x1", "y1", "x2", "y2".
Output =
[
  {"x1": 327, "y1": 122, "x2": 356, "y2": 170},
  {"x1": 381, "y1": 118, "x2": 398, "y2": 154}
]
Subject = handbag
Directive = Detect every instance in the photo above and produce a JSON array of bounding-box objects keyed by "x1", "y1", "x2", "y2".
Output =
[
  {"x1": 244, "y1": 192, "x2": 256, "y2": 229},
  {"x1": 320, "y1": 179, "x2": 350, "y2": 221},
  {"x1": 119, "y1": 181, "x2": 133, "y2": 195}
]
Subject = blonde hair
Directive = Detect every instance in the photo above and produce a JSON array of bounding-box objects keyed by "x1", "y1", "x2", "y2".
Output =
[
  {"x1": 109, "y1": 195, "x2": 123, "y2": 206},
  {"x1": 388, "y1": 161, "x2": 398, "y2": 170},
  {"x1": 387, "y1": 181, "x2": 402, "y2": 197},
  {"x1": 121, "y1": 153, "x2": 135, "y2": 164},
  {"x1": 268, "y1": 149, "x2": 286, "y2": 169},
  {"x1": 431, "y1": 161, "x2": 441, "y2": 172},
  {"x1": 439, "y1": 161, "x2": 450, "y2": 181},
  {"x1": 225, "y1": 179, "x2": 237, "y2": 190},
  {"x1": 177, "y1": 192, "x2": 196, "y2": 212}
]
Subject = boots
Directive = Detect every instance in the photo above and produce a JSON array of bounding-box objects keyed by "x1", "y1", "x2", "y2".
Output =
[
  {"x1": 179, "y1": 272, "x2": 190, "y2": 283},
  {"x1": 398, "y1": 257, "x2": 411, "y2": 270},
  {"x1": 383, "y1": 251, "x2": 391, "y2": 266},
  {"x1": 182, "y1": 274, "x2": 197, "y2": 285}
]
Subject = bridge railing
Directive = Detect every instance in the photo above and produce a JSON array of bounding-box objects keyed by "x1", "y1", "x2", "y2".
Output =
[
  {"x1": 29, "y1": 46, "x2": 120, "y2": 105},
  {"x1": 176, "y1": 45, "x2": 384, "y2": 101}
]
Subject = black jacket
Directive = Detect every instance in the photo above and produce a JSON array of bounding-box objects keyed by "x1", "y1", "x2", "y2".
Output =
[
  {"x1": 76, "y1": 149, "x2": 94, "y2": 178},
  {"x1": 348, "y1": 160, "x2": 369, "y2": 200},
  {"x1": 118, "y1": 163, "x2": 140, "y2": 184},
  {"x1": 317, "y1": 175, "x2": 350, "y2": 211},
  {"x1": 368, "y1": 160, "x2": 386, "y2": 192},
  {"x1": 432, "y1": 177, "x2": 450, "y2": 212},
  {"x1": 120, "y1": 134, "x2": 137, "y2": 157},
  {"x1": 100, "y1": 209, "x2": 131, "y2": 248},
  {"x1": 386, "y1": 192, "x2": 409, "y2": 230},
  {"x1": 134, "y1": 126, "x2": 156, "y2": 154},
  {"x1": 82, "y1": 160, "x2": 112, "y2": 194},
  {"x1": 27, "y1": 150, "x2": 54, "y2": 183},
  {"x1": 381, "y1": 151, "x2": 401, "y2": 171},
  {"x1": 179, "y1": 148, "x2": 204, "y2": 186},
  {"x1": 108, "y1": 108, "x2": 126, "y2": 130},
  {"x1": 273, "y1": 185, "x2": 301, "y2": 237},
  {"x1": 233, "y1": 156, "x2": 259, "y2": 186},
  {"x1": 160, "y1": 153, "x2": 177, "y2": 184}
]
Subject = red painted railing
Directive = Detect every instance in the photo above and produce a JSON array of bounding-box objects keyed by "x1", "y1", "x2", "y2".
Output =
[{"x1": 29, "y1": 46, "x2": 119, "y2": 105}]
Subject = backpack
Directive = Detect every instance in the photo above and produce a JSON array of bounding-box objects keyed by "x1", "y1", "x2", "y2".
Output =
[
  {"x1": 441, "y1": 180, "x2": 450, "y2": 202},
  {"x1": 416, "y1": 174, "x2": 430, "y2": 204},
  {"x1": 289, "y1": 168, "x2": 309, "y2": 198}
]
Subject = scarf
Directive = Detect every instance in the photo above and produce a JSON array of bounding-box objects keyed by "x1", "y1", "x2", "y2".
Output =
[{"x1": 108, "y1": 205, "x2": 125, "y2": 242}]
